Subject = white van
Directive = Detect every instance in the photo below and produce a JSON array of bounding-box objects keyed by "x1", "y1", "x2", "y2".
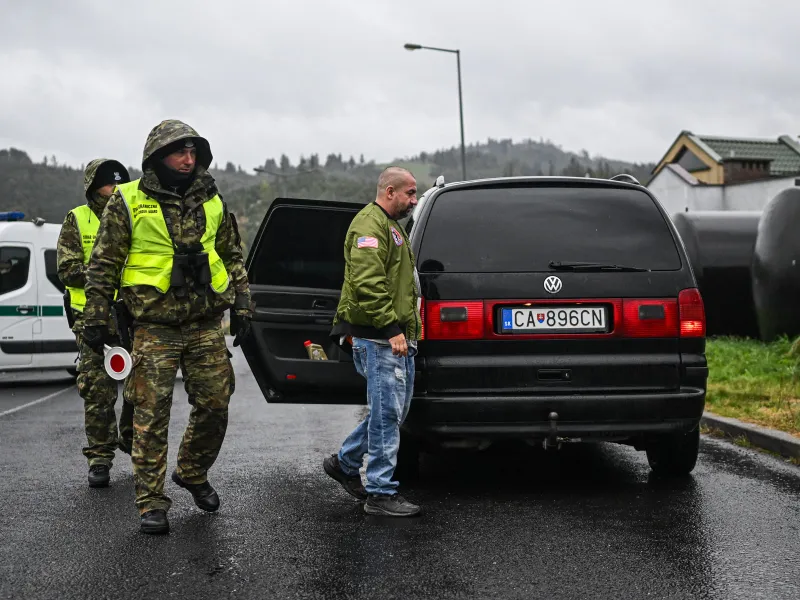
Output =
[{"x1": 0, "y1": 211, "x2": 79, "y2": 375}]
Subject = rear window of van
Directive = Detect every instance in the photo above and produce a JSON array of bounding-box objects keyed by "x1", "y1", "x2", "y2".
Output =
[{"x1": 417, "y1": 186, "x2": 681, "y2": 273}]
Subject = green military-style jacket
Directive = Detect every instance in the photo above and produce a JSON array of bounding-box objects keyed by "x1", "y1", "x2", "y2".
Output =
[{"x1": 331, "y1": 202, "x2": 421, "y2": 342}]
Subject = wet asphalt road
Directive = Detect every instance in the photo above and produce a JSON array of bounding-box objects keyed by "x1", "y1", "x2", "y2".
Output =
[{"x1": 1, "y1": 345, "x2": 799, "y2": 600}]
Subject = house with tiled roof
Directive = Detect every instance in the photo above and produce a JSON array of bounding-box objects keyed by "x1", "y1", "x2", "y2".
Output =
[{"x1": 648, "y1": 130, "x2": 800, "y2": 215}]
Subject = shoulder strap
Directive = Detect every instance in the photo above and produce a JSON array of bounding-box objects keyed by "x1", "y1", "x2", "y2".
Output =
[
  {"x1": 160, "y1": 207, "x2": 179, "y2": 250},
  {"x1": 160, "y1": 200, "x2": 211, "y2": 250}
]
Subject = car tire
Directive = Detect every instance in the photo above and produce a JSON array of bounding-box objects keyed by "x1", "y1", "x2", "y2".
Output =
[
  {"x1": 67, "y1": 368, "x2": 78, "y2": 379},
  {"x1": 646, "y1": 427, "x2": 700, "y2": 476},
  {"x1": 395, "y1": 430, "x2": 420, "y2": 482}
]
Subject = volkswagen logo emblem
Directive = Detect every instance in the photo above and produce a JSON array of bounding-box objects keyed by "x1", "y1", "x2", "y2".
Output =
[{"x1": 544, "y1": 276, "x2": 563, "y2": 294}]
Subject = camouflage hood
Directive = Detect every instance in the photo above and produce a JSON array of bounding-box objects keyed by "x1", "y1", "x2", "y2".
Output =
[
  {"x1": 141, "y1": 119, "x2": 213, "y2": 171},
  {"x1": 84, "y1": 158, "x2": 130, "y2": 202}
]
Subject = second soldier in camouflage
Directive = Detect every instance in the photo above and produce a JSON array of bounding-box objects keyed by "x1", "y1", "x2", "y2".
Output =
[{"x1": 57, "y1": 159, "x2": 134, "y2": 488}]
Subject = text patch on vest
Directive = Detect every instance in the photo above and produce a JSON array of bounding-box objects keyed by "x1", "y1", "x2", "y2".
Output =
[{"x1": 132, "y1": 203, "x2": 160, "y2": 219}]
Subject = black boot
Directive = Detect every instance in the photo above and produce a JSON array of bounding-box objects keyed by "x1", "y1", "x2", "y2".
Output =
[
  {"x1": 140, "y1": 510, "x2": 169, "y2": 535},
  {"x1": 171, "y1": 470, "x2": 220, "y2": 512},
  {"x1": 88, "y1": 465, "x2": 110, "y2": 488}
]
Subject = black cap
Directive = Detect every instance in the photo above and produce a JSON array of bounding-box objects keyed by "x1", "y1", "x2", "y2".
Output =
[{"x1": 92, "y1": 162, "x2": 131, "y2": 190}]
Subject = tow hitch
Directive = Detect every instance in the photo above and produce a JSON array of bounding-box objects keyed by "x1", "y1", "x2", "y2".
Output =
[
  {"x1": 544, "y1": 411, "x2": 560, "y2": 450},
  {"x1": 539, "y1": 412, "x2": 583, "y2": 449}
]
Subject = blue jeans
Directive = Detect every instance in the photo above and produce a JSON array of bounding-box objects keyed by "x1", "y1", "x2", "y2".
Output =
[{"x1": 338, "y1": 337, "x2": 416, "y2": 496}]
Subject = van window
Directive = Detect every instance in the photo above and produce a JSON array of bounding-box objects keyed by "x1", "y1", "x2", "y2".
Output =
[
  {"x1": 44, "y1": 249, "x2": 65, "y2": 292},
  {"x1": 249, "y1": 205, "x2": 356, "y2": 289},
  {"x1": 417, "y1": 186, "x2": 682, "y2": 273},
  {"x1": 0, "y1": 247, "x2": 31, "y2": 295}
]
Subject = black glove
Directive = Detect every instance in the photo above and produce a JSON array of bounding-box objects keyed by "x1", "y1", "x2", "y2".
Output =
[
  {"x1": 232, "y1": 314, "x2": 252, "y2": 347},
  {"x1": 82, "y1": 324, "x2": 108, "y2": 354}
]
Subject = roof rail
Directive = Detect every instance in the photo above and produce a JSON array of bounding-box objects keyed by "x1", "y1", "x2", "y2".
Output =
[{"x1": 609, "y1": 173, "x2": 640, "y2": 185}]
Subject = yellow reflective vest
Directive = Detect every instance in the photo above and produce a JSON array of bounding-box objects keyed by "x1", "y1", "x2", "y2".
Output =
[
  {"x1": 66, "y1": 205, "x2": 100, "y2": 313},
  {"x1": 117, "y1": 180, "x2": 230, "y2": 294}
]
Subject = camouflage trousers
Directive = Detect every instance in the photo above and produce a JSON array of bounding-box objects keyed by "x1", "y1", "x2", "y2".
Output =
[
  {"x1": 76, "y1": 335, "x2": 134, "y2": 467},
  {"x1": 125, "y1": 317, "x2": 234, "y2": 514}
]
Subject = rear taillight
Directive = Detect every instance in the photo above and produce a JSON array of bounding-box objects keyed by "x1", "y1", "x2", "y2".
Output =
[
  {"x1": 621, "y1": 299, "x2": 679, "y2": 338},
  {"x1": 419, "y1": 299, "x2": 425, "y2": 340},
  {"x1": 423, "y1": 300, "x2": 484, "y2": 340},
  {"x1": 678, "y1": 288, "x2": 706, "y2": 337}
]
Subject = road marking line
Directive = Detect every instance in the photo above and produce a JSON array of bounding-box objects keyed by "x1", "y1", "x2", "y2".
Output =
[{"x1": 0, "y1": 386, "x2": 73, "y2": 418}]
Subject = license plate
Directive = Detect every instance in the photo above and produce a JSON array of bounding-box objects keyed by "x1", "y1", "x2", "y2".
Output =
[{"x1": 500, "y1": 306, "x2": 607, "y2": 333}]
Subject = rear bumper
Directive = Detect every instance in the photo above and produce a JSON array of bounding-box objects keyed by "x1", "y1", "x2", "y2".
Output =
[{"x1": 404, "y1": 387, "x2": 705, "y2": 440}]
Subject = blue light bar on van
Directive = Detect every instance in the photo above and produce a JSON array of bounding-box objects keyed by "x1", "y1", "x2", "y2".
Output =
[{"x1": 0, "y1": 212, "x2": 25, "y2": 221}]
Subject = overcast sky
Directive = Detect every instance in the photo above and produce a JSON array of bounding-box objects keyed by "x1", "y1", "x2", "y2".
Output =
[{"x1": 1, "y1": 0, "x2": 799, "y2": 171}]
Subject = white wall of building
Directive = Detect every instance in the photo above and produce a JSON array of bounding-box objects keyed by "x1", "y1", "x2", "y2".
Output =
[
  {"x1": 648, "y1": 167, "x2": 721, "y2": 214},
  {"x1": 722, "y1": 177, "x2": 798, "y2": 211},
  {"x1": 648, "y1": 168, "x2": 797, "y2": 215}
]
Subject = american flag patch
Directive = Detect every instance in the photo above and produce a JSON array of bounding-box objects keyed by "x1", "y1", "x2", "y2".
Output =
[{"x1": 357, "y1": 236, "x2": 379, "y2": 249}]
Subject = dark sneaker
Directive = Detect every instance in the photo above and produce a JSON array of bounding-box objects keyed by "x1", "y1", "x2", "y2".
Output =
[
  {"x1": 171, "y1": 470, "x2": 220, "y2": 512},
  {"x1": 88, "y1": 464, "x2": 110, "y2": 488},
  {"x1": 323, "y1": 454, "x2": 367, "y2": 500},
  {"x1": 364, "y1": 494, "x2": 421, "y2": 517},
  {"x1": 140, "y1": 509, "x2": 169, "y2": 535}
]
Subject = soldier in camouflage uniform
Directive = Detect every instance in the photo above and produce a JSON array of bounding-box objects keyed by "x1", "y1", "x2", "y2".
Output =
[
  {"x1": 83, "y1": 120, "x2": 253, "y2": 535},
  {"x1": 57, "y1": 159, "x2": 134, "y2": 488}
]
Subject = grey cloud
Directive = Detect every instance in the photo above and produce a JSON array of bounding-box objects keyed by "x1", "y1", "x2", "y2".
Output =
[{"x1": 1, "y1": 0, "x2": 798, "y2": 170}]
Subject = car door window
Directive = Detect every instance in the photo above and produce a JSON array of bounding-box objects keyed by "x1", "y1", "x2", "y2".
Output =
[
  {"x1": 0, "y1": 247, "x2": 31, "y2": 295},
  {"x1": 249, "y1": 205, "x2": 356, "y2": 289}
]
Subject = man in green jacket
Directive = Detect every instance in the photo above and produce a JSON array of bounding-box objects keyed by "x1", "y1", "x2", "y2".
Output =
[{"x1": 324, "y1": 166, "x2": 422, "y2": 517}]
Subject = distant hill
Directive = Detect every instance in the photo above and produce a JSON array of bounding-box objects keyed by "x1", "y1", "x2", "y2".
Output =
[
  {"x1": 1, "y1": 139, "x2": 655, "y2": 253},
  {"x1": 392, "y1": 137, "x2": 654, "y2": 187}
]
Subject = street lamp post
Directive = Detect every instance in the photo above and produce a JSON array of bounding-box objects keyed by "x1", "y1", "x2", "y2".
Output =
[{"x1": 404, "y1": 43, "x2": 467, "y2": 181}]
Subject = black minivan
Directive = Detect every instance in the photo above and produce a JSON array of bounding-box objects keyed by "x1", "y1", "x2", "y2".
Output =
[{"x1": 237, "y1": 176, "x2": 708, "y2": 476}]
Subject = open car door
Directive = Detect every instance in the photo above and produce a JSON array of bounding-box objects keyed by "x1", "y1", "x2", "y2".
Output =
[{"x1": 237, "y1": 198, "x2": 366, "y2": 404}]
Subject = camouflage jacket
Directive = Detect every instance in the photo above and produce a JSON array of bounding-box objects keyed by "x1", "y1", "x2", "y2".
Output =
[
  {"x1": 84, "y1": 166, "x2": 251, "y2": 327},
  {"x1": 56, "y1": 204, "x2": 97, "y2": 290}
]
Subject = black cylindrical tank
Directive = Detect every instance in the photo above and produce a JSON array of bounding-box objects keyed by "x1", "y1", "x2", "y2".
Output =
[
  {"x1": 671, "y1": 211, "x2": 761, "y2": 338},
  {"x1": 752, "y1": 188, "x2": 800, "y2": 342}
]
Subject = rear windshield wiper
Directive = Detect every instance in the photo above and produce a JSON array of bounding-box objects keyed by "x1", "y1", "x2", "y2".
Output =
[{"x1": 548, "y1": 261, "x2": 649, "y2": 272}]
